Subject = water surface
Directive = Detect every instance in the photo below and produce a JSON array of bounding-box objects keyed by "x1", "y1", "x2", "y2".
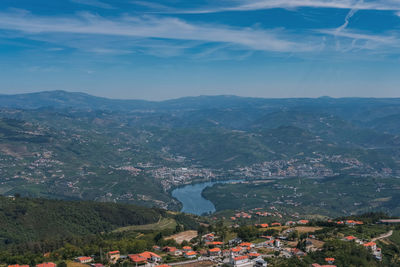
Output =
[{"x1": 172, "y1": 180, "x2": 241, "y2": 215}]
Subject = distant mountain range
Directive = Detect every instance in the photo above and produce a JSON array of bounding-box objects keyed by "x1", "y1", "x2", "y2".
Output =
[
  {"x1": 0, "y1": 90, "x2": 399, "y2": 216},
  {"x1": 1, "y1": 90, "x2": 400, "y2": 114}
]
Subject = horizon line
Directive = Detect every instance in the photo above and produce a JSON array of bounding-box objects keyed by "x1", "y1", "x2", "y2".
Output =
[{"x1": 1, "y1": 90, "x2": 400, "y2": 102}]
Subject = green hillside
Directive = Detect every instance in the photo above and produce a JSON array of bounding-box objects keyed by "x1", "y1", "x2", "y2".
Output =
[
  {"x1": 0, "y1": 93, "x2": 399, "y2": 215},
  {"x1": 0, "y1": 196, "x2": 167, "y2": 246}
]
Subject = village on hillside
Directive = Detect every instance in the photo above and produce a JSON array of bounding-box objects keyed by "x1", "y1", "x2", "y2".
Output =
[{"x1": 7, "y1": 216, "x2": 397, "y2": 267}]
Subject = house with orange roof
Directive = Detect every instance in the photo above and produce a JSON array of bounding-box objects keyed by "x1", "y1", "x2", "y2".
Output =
[
  {"x1": 138, "y1": 251, "x2": 162, "y2": 263},
  {"x1": 363, "y1": 242, "x2": 377, "y2": 251},
  {"x1": 343, "y1": 236, "x2": 357, "y2": 241},
  {"x1": 248, "y1": 252, "x2": 260, "y2": 259},
  {"x1": 163, "y1": 246, "x2": 181, "y2": 256},
  {"x1": 239, "y1": 242, "x2": 253, "y2": 248},
  {"x1": 325, "y1": 257, "x2": 335, "y2": 264},
  {"x1": 8, "y1": 265, "x2": 29, "y2": 267},
  {"x1": 346, "y1": 219, "x2": 364, "y2": 225},
  {"x1": 183, "y1": 251, "x2": 197, "y2": 259},
  {"x1": 182, "y1": 246, "x2": 192, "y2": 251},
  {"x1": 230, "y1": 247, "x2": 242, "y2": 254},
  {"x1": 128, "y1": 254, "x2": 147, "y2": 265},
  {"x1": 206, "y1": 241, "x2": 224, "y2": 246},
  {"x1": 271, "y1": 222, "x2": 281, "y2": 226},
  {"x1": 75, "y1": 256, "x2": 93, "y2": 264},
  {"x1": 345, "y1": 220, "x2": 357, "y2": 226},
  {"x1": 298, "y1": 220, "x2": 309, "y2": 225},
  {"x1": 208, "y1": 247, "x2": 221, "y2": 256},
  {"x1": 36, "y1": 263, "x2": 56, "y2": 267}
]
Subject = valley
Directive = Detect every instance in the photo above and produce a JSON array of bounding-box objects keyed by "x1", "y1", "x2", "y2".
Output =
[{"x1": 0, "y1": 92, "x2": 400, "y2": 218}]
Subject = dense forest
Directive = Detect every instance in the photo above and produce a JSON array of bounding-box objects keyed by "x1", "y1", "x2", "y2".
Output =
[{"x1": 0, "y1": 196, "x2": 196, "y2": 247}]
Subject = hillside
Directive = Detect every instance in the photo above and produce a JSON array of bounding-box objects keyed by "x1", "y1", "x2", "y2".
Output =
[
  {"x1": 0, "y1": 196, "x2": 196, "y2": 247},
  {"x1": 202, "y1": 175, "x2": 400, "y2": 217},
  {"x1": 0, "y1": 92, "x2": 399, "y2": 213}
]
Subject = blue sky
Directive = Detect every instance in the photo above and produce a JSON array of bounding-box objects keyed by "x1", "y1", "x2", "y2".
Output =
[{"x1": 0, "y1": 0, "x2": 400, "y2": 100}]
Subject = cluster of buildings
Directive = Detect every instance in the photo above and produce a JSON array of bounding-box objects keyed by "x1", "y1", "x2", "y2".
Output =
[
  {"x1": 9, "y1": 263, "x2": 57, "y2": 267},
  {"x1": 334, "y1": 220, "x2": 363, "y2": 226},
  {"x1": 228, "y1": 207, "x2": 286, "y2": 222},
  {"x1": 341, "y1": 236, "x2": 382, "y2": 260},
  {"x1": 149, "y1": 166, "x2": 216, "y2": 190},
  {"x1": 233, "y1": 158, "x2": 335, "y2": 179}
]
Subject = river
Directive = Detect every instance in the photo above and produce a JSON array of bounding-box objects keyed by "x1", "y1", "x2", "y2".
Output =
[{"x1": 171, "y1": 180, "x2": 241, "y2": 215}]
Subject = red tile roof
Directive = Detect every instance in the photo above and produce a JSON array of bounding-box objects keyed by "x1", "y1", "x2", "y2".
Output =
[
  {"x1": 138, "y1": 251, "x2": 161, "y2": 259},
  {"x1": 209, "y1": 248, "x2": 221, "y2": 252},
  {"x1": 77, "y1": 256, "x2": 92, "y2": 262},
  {"x1": 233, "y1": 255, "x2": 248, "y2": 261},
  {"x1": 363, "y1": 242, "x2": 376, "y2": 247},
  {"x1": 36, "y1": 262, "x2": 56, "y2": 267},
  {"x1": 231, "y1": 247, "x2": 241, "y2": 252},
  {"x1": 206, "y1": 241, "x2": 223, "y2": 245},
  {"x1": 128, "y1": 255, "x2": 147, "y2": 263}
]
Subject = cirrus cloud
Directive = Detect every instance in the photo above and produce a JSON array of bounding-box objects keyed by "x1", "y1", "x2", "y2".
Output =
[{"x1": 0, "y1": 10, "x2": 318, "y2": 53}]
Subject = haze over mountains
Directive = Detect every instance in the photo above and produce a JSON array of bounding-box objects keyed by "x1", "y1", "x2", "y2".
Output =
[{"x1": 0, "y1": 90, "x2": 399, "y2": 216}]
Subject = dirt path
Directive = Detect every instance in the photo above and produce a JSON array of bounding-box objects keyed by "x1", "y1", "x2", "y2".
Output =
[
  {"x1": 166, "y1": 230, "x2": 198, "y2": 244},
  {"x1": 372, "y1": 230, "x2": 393, "y2": 242}
]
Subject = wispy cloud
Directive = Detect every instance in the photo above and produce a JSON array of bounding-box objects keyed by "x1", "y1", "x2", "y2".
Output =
[
  {"x1": 70, "y1": 0, "x2": 115, "y2": 9},
  {"x1": 333, "y1": 0, "x2": 363, "y2": 51},
  {"x1": 131, "y1": 1, "x2": 174, "y2": 12},
  {"x1": 320, "y1": 29, "x2": 397, "y2": 44},
  {"x1": 318, "y1": 28, "x2": 399, "y2": 53},
  {"x1": 0, "y1": 10, "x2": 316, "y2": 53},
  {"x1": 153, "y1": 0, "x2": 400, "y2": 14},
  {"x1": 335, "y1": 0, "x2": 362, "y2": 33}
]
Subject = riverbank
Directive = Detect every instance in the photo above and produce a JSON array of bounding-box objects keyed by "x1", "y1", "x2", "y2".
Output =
[{"x1": 171, "y1": 179, "x2": 243, "y2": 215}]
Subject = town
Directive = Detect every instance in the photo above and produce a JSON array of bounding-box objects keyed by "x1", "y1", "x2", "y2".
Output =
[{"x1": 6, "y1": 215, "x2": 396, "y2": 267}]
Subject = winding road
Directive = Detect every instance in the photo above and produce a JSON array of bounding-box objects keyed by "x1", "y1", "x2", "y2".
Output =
[{"x1": 372, "y1": 230, "x2": 393, "y2": 242}]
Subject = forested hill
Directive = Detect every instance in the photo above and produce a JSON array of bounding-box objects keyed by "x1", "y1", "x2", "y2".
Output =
[{"x1": 0, "y1": 196, "x2": 186, "y2": 247}]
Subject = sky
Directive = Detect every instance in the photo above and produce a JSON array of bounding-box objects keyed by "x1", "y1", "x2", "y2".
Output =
[{"x1": 0, "y1": 0, "x2": 400, "y2": 100}]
